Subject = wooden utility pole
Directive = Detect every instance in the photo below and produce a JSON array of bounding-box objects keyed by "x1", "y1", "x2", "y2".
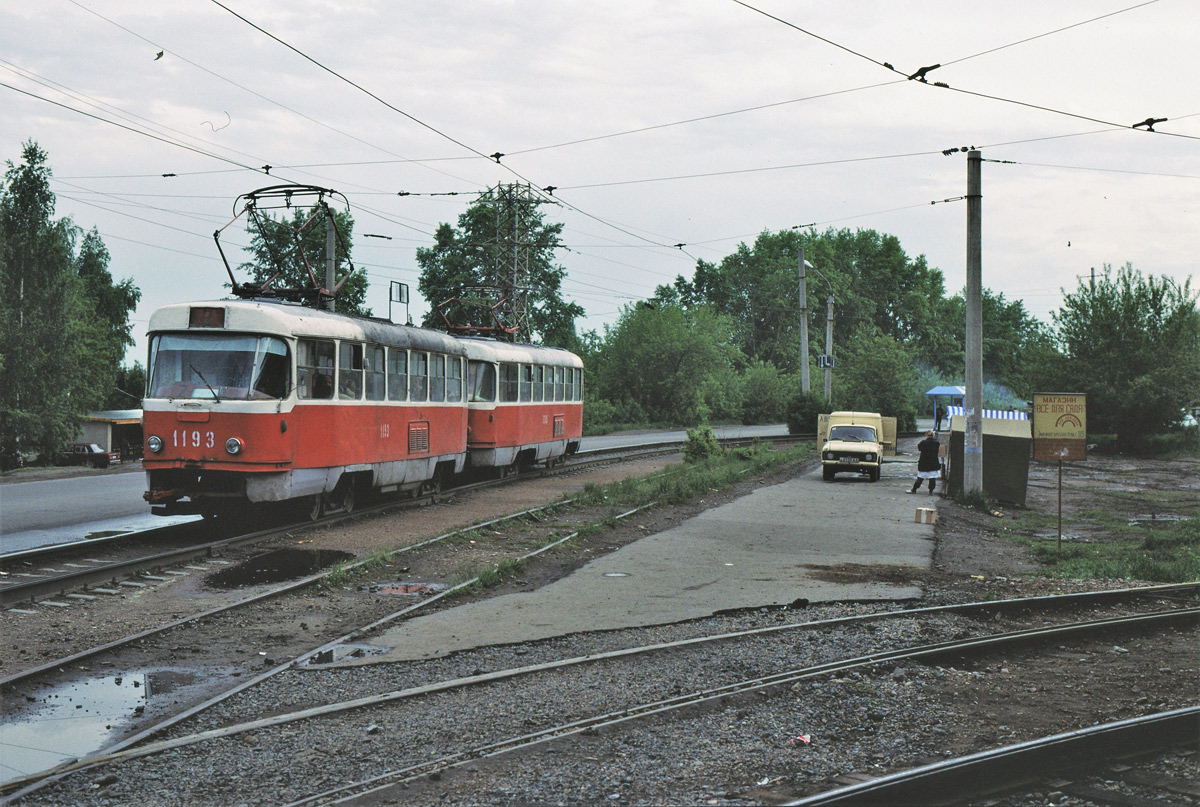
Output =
[{"x1": 964, "y1": 150, "x2": 984, "y2": 492}]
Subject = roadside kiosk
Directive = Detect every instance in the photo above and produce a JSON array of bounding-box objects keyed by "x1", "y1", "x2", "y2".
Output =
[{"x1": 944, "y1": 411, "x2": 1032, "y2": 505}]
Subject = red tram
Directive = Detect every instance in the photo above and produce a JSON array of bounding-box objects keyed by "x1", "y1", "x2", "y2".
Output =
[{"x1": 142, "y1": 298, "x2": 582, "y2": 518}]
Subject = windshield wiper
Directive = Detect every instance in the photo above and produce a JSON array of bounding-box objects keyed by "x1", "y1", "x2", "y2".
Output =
[{"x1": 189, "y1": 364, "x2": 222, "y2": 403}]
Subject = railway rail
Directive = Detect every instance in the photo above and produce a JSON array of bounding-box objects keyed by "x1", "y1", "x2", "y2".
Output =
[
  {"x1": 3, "y1": 584, "x2": 1197, "y2": 804},
  {"x1": 0, "y1": 436, "x2": 731, "y2": 610},
  {"x1": 786, "y1": 706, "x2": 1200, "y2": 806}
]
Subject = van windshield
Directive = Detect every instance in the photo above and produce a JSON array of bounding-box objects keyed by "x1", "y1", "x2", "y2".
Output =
[
  {"x1": 829, "y1": 425, "x2": 876, "y2": 442},
  {"x1": 147, "y1": 333, "x2": 291, "y2": 400}
]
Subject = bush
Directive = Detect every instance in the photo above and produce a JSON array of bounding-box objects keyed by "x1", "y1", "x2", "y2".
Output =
[
  {"x1": 683, "y1": 424, "x2": 722, "y2": 463},
  {"x1": 786, "y1": 391, "x2": 831, "y2": 435},
  {"x1": 740, "y1": 361, "x2": 791, "y2": 425}
]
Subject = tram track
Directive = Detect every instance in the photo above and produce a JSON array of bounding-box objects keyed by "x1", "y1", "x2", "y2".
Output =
[
  {"x1": 0, "y1": 438, "x2": 706, "y2": 611},
  {"x1": 3, "y1": 584, "x2": 1196, "y2": 805}
]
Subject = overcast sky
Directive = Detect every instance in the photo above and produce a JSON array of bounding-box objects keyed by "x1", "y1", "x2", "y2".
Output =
[{"x1": 3, "y1": 0, "x2": 1197, "y2": 365}]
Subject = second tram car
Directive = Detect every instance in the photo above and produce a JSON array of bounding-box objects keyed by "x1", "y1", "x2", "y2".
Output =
[
  {"x1": 460, "y1": 337, "x2": 583, "y2": 472},
  {"x1": 141, "y1": 298, "x2": 582, "y2": 518}
]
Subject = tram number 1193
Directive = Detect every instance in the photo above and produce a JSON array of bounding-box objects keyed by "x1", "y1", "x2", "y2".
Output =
[{"x1": 173, "y1": 429, "x2": 216, "y2": 449}]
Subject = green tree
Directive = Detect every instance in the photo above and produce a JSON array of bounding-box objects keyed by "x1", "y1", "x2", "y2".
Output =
[
  {"x1": 659, "y1": 227, "x2": 959, "y2": 377},
  {"x1": 0, "y1": 141, "x2": 134, "y2": 461},
  {"x1": 107, "y1": 362, "x2": 147, "y2": 410},
  {"x1": 594, "y1": 303, "x2": 743, "y2": 425},
  {"x1": 416, "y1": 191, "x2": 583, "y2": 348},
  {"x1": 1050, "y1": 263, "x2": 1200, "y2": 448},
  {"x1": 240, "y1": 206, "x2": 369, "y2": 317},
  {"x1": 740, "y1": 360, "x2": 793, "y2": 425},
  {"x1": 832, "y1": 324, "x2": 920, "y2": 431},
  {"x1": 942, "y1": 288, "x2": 1055, "y2": 397}
]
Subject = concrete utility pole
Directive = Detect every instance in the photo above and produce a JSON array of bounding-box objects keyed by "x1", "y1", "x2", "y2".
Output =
[
  {"x1": 964, "y1": 150, "x2": 984, "y2": 492},
  {"x1": 824, "y1": 293, "x2": 834, "y2": 402},
  {"x1": 324, "y1": 212, "x2": 336, "y2": 312},
  {"x1": 799, "y1": 248, "x2": 811, "y2": 394}
]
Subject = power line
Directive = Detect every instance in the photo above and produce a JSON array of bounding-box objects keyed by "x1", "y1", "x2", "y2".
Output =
[
  {"x1": 67, "y1": 0, "x2": 479, "y2": 189},
  {"x1": 558, "y1": 148, "x2": 943, "y2": 190},
  {"x1": 731, "y1": 0, "x2": 1197, "y2": 141}
]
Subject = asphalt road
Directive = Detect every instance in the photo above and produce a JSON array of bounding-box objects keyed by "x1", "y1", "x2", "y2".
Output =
[{"x1": 0, "y1": 426, "x2": 791, "y2": 553}]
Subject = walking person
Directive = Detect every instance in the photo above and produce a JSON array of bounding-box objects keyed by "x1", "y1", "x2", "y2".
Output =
[
  {"x1": 909, "y1": 431, "x2": 941, "y2": 494},
  {"x1": 934, "y1": 404, "x2": 944, "y2": 431}
]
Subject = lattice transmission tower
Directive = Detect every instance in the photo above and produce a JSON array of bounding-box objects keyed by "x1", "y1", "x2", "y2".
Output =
[{"x1": 438, "y1": 183, "x2": 544, "y2": 342}]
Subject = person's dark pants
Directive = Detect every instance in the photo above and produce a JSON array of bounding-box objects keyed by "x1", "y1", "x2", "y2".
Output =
[{"x1": 911, "y1": 478, "x2": 935, "y2": 493}]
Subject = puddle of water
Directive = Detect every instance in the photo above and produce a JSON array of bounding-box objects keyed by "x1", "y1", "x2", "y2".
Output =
[
  {"x1": 84, "y1": 530, "x2": 128, "y2": 540},
  {"x1": 206, "y1": 548, "x2": 354, "y2": 589},
  {"x1": 306, "y1": 643, "x2": 387, "y2": 665},
  {"x1": 368, "y1": 582, "x2": 447, "y2": 596},
  {"x1": 0, "y1": 669, "x2": 197, "y2": 786},
  {"x1": 1127, "y1": 514, "x2": 1188, "y2": 524},
  {"x1": 1033, "y1": 532, "x2": 1087, "y2": 542}
]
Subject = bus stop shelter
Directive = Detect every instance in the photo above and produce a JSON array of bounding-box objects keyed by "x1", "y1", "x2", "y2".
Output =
[{"x1": 925, "y1": 385, "x2": 964, "y2": 428}]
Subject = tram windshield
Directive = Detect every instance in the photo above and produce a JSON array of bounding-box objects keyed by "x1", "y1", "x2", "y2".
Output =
[{"x1": 147, "y1": 333, "x2": 291, "y2": 400}]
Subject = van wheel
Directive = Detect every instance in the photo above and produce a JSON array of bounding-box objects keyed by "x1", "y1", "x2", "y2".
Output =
[
  {"x1": 823, "y1": 467, "x2": 835, "y2": 481},
  {"x1": 870, "y1": 467, "x2": 880, "y2": 482}
]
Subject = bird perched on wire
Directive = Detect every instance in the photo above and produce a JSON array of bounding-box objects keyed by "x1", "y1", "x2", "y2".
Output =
[
  {"x1": 908, "y1": 63, "x2": 940, "y2": 82},
  {"x1": 1132, "y1": 117, "x2": 1167, "y2": 132}
]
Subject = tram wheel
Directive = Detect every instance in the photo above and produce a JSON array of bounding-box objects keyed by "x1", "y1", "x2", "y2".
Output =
[
  {"x1": 307, "y1": 493, "x2": 325, "y2": 521},
  {"x1": 337, "y1": 479, "x2": 356, "y2": 514}
]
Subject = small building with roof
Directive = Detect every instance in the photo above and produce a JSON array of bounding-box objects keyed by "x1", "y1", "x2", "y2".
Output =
[{"x1": 77, "y1": 409, "x2": 143, "y2": 460}]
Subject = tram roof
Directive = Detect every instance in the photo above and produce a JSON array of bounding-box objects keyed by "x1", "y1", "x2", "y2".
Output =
[
  {"x1": 147, "y1": 298, "x2": 466, "y2": 354},
  {"x1": 457, "y1": 336, "x2": 583, "y2": 368}
]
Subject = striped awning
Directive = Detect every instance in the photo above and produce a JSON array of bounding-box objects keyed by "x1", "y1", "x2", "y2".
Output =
[{"x1": 946, "y1": 405, "x2": 1027, "y2": 420}]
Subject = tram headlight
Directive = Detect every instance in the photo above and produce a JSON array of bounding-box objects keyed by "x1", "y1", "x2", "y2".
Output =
[
  {"x1": 147, "y1": 435, "x2": 164, "y2": 454},
  {"x1": 225, "y1": 437, "x2": 244, "y2": 456}
]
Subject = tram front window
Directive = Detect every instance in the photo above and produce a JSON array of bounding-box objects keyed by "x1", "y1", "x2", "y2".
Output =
[{"x1": 148, "y1": 334, "x2": 291, "y2": 400}]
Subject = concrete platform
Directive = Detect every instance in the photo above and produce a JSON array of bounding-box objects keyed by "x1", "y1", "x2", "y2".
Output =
[{"x1": 357, "y1": 451, "x2": 936, "y2": 664}]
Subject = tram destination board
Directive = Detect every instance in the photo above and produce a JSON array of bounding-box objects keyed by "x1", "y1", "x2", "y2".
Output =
[{"x1": 1032, "y1": 392, "x2": 1087, "y2": 461}]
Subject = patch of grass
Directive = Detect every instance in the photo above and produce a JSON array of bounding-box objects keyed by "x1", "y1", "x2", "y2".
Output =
[
  {"x1": 449, "y1": 556, "x2": 528, "y2": 596},
  {"x1": 571, "y1": 442, "x2": 811, "y2": 512},
  {"x1": 320, "y1": 549, "x2": 390, "y2": 589},
  {"x1": 1016, "y1": 517, "x2": 1199, "y2": 583},
  {"x1": 954, "y1": 488, "x2": 997, "y2": 513}
]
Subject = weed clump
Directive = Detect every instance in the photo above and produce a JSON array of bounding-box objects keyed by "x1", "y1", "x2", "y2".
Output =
[{"x1": 683, "y1": 424, "x2": 722, "y2": 463}]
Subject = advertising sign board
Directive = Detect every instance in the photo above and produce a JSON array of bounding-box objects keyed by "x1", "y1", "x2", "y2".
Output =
[{"x1": 1032, "y1": 393, "x2": 1087, "y2": 461}]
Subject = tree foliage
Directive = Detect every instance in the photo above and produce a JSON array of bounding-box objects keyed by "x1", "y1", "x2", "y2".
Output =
[
  {"x1": 0, "y1": 141, "x2": 139, "y2": 462},
  {"x1": 657, "y1": 228, "x2": 958, "y2": 376},
  {"x1": 239, "y1": 205, "x2": 369, "y2": 317},
  {"x1": 592, "y1": 303, "x2": 743, "y2": 425},
  {"x1": 1050, "y1": 263, "x2": 1200, "y2": 448},
  {"x1": 416, "y1": 191, "x2": 583, "y2": 349},
  {"x1": 832, "y1": 324, "x2": 920, "y2": 431}
]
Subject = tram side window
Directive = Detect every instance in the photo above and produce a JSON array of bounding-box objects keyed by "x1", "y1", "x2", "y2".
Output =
[
  {"x1": 574, "y1": 367, "x2": 583, "y2": 401},
  {"x1": 519, "y1": 365, "x2": 532, "y2": 402},
  {"x1": 532, "y1": 365, "x2": 544, "y2": 402},
  {"x1": 339, "y1": 342, "x2": 364, "y2": 400},
  {"x1": 430, "y1": 354, "x2": 446, "y2": 402},
  {"x1": 365, "y1": 345, "x2": 386, "y2": 401},
  {"x1": 447, "y1": 356, "x2": 463, "y2": 402},
  {"x1": 550, "y1": 366, "x2": 561, "y2": 401},
  {"x1": 387, "y1": 349, "x2": 408, "y2": 401},
  {"x1": 298, "y1": 339, "x2": 335, "y2": 400},
  {"x1": 468, "y1": 361, "x2": 496, "y2": 402},
  {"x1": 499, "y1": 363, "x2": 519, "y2": 403},
  {"x1": 410, "y1": 352, "x2": 428, "y2": 402}
]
